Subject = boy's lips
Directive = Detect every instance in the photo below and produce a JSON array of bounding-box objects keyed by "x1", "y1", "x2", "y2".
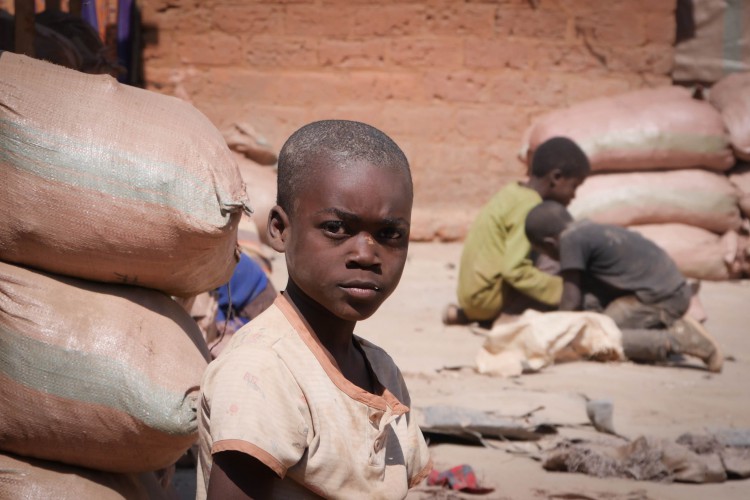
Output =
[{"x1": 339, "y1": 281, "x2": 381, "y2": 299}]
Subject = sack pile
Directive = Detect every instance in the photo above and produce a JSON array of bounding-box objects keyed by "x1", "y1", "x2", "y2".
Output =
[
  {"x1": 0, "y1": 52, "x2": 248, "y2": 497},
  {"x1": 521, "y1": 86, "x2": 750, "y2": 281}
]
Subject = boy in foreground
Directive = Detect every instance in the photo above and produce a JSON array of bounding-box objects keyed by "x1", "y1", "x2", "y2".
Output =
[
  {"x1": 443, "y1": 137, "x2": 590, "y2": 327},
  {"x1": 197, "y1": 120, "x2": 432, "y2": 499},
  {"x1": 524, "y1": 201, "x2": 723, "y2": 372}
]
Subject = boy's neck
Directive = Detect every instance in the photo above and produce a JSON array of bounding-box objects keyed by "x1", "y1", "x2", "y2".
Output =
[
  {"x1": 282, "y1": 284, "x2": 357, "y2": 357},
  {"x1": 522, "y1": 176, "x2": 547, "y2": 197}
]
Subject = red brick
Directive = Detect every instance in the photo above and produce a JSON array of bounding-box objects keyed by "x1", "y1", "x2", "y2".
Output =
[
  {"x1": 352, "y1": 4, "x2": 428, "y2": 36},
  {"x1": 390, "y1": 37, "x2": 464, "y2": 68},
  {"x1": 485, "y1": 72, "x2": 567, "y2": 108},
  {"x1": 347, "y1": 71, "x2": 427, "y2": 101},
  {"x1": 606, "y1": 44, "x2": 675, "y2": 75},
  {"x1": 564, "y1": 75, "x2": 633, "y2": 104},
  {"x1": 142, "y1": 31, "x2": 182, "y2": 65},
  {"x1": 494, "y1": 6, "x2": 570, "y2": 40},
  {"x1": 574, "y1": 10, "x2": 646, "y2": 47},
  {"x1": 643, "y1": 11, "x2": 676, "y2": 45},
  {"x1": 380, "y1": 104, "x2": 457, "y2": 143},
  {"x1": 544, "y1": 42, "x2": 609, "y2": 73},
  {"x1": 455, "y1": 105, "x2": 527, "y2": 142},
  {"x1": 319, "y1": 39, "x2": 389, "y2": 68},
  {"x1": 177, "y1": 32, "x2": 243, "y2": 66},
  {"x1": 245, "y1": 36, "x2": 318, "y2": 68},
  {"x1": 213, "y1": 5, "x2": 285, "y2": 35},
  {"x1": 307, "y1": 104, "x2": 387, "y2": 129},
  {"x1": 260, "y1": 71, "x2": 354, "y2": 106},
  {"x1": 146, "y1": 7, "x2": 213, "y2": 34},
  {"x1": 423, "y1": 70, "x2": 490, "y2": 103},
  {"x1": 465, "y1": 39, "x2": 537, "y2": 70},
  {"x1": 285, "y1": 4, "x2": 356, "y2": 36},
  {"x1": 425, "y1": 3, "x2": 496, "y2": 36}
]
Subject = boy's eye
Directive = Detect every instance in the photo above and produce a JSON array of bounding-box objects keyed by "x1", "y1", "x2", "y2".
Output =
[
  {"x1": 322, "y1": 221, "x2": 346, "y2": 235},
  {"x1": 379, "y1": 227, "x2": 403, "y2": 240}
]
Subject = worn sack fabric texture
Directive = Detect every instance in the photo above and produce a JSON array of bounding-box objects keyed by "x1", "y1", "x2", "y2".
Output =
[
  {"x1": 673, "y1": 0, "x2": 750, "y2": 83},
  {"x1": 709, "y1": 72, "x2": 750, "y2": 160},
  {"x1": 543, "y1": 436, "x2": 727, "y2": 484},
  {"x1": 520, "y1": 87, "x2": 734, "y2": 173},
  {"x1": 0, "y1": 452, "x2": 174, "y2": 500},
  {"x1": 0, "y1": 51, "x2": 249, "y2": 297},
  {"x1": 630, "y1": 224, "x2": 748, "y2": 281},
  {"x1": 727, "y1": 163, "x2": 750, "y2": 217},
  {"x1": 0, "y1": 261, "x2": 211, "y2": 473},
  {"x1": 475, "y1": 310, "x2": 625, "y2": 377},
  {"x1": 568, "y1": 169, "x2": 742, "y2": 234}
]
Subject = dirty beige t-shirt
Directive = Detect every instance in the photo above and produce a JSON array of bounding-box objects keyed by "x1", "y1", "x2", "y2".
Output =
[{"x1": 197, "y1": 296, "x2": 432, "y2": 499}]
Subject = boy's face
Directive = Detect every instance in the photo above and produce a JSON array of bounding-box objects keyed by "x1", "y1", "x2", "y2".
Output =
[
  {"x1": 279, "y1": 159, "x2": 412, "y2": 322},
  {"x1": 547, "y1": 173, "x2": 585, "y2": 207}
]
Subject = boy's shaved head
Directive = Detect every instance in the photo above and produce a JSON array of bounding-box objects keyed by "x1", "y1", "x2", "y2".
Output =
[
  {"x1": 277, "y1": 120, "x2": 412, "y2": 213},
  {"x1": 525, "y1": 200, "x2": 574, "y2": 246},
  {"x1": 530, "y1": 136, "x2": 590, "y2": 178}
]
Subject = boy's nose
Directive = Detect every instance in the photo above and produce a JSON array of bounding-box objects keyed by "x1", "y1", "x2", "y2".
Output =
[{"x1": 347, "y1": 233, "x2": 380, "y2": 267}]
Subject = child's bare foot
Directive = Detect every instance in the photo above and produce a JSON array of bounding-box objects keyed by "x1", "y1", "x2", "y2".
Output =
[{"x1": 442, "y1": 304, "x2": 471, "y2": 326}]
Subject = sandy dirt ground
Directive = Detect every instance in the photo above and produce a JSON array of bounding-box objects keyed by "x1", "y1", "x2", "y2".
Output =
[{"x1": 176, "y1": 241, "x2": 750, "y2": 499}]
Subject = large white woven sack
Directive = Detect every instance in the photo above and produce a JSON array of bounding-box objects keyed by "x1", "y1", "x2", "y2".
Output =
[
  {"x1": 0, "y1": 452, "x2": 174, "y2": 500},
  {"x1": 630, "y1": 224, "x2": 747, "y2": 281},
  {"x1": 568, "y1": 169, "x2": 742, "y2": 234},
  {"x1": 0, "y1": 260, "x2": 210, "y2": 473},
  {"x1": 0, "y1": 51, "x2": 249, "y2": 297},
  {"x1": 521, "y1": 87, "x2": 734, "y2": 173}
]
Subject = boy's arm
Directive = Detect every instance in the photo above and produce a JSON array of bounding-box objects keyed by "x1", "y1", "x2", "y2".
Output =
[
  {"x1": 208, "y1": 451, "x2": 277, "y2": 500},
  {"x1": 559, "y1": 270, "x2": 582, "y2": 311},
  {"x1": 501, "y1": 218, "x2": 562, "y2": 305}
]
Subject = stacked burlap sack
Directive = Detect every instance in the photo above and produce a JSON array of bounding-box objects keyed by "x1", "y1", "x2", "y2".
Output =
[
  {"x1": 0, "y1": 52, "x2": 249, "y2": 498},
  {"x1": 521, "y1": 86, "x2": 750, "y2": 281}
]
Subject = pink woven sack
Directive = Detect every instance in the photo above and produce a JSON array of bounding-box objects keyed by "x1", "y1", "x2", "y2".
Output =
[
  {"x1": 0, "y1": 452, "x2": 174, "y2": 500},
  {"x1": 709, "y1": 72, "x2": 750, "y2": 161},
  {"x1": 521, "y1": 87, "x2": 734, "y2": 173},
  {"x1": 728, "y1": 163, "x2": 750, "y2": 217},
  {"x1": 0, "y1": 51, "x2": 249, "y2": 297},
  {"x1": 630, "y1": 224, "x2": 746, "y2": 281},
  {"x1": 568, "y1": 169, "x2": 742, "y2": 234},
  {"x1": 0, "y1": 261, "x2": 210, "y2": 473}
]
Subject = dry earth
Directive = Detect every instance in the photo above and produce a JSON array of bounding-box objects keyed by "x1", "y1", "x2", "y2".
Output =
[{"x1": 177, "y1": 241, "x2": 750, "y2": 500}]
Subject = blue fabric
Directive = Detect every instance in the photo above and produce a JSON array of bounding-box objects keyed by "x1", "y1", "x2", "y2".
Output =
[{"x1": 216, "y1": 253, "x2": 268, "y2": 324}]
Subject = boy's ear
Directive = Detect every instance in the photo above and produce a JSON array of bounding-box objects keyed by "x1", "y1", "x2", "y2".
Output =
[
  {"x1": 542, "y1": 235, "x2": 559, "y2": 250},
  {"x1": 549, "y1": 168, "x2": 564, "y2": 184},
  {"x1": 267, "y1": 205, "x2": 290, "y2": 253}
]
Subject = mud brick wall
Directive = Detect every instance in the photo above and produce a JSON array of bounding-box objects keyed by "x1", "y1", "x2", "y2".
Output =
[{"x1": 142, "y1": 0, "x2": 677, "y2": 241}]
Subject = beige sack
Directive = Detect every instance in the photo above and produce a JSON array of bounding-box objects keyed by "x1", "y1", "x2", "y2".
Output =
[
  {"x1": 709, "y1": 72, "x2": 750, "y2": 160},
  {"x1": 0, "y1": 51, "x2": 249, "y2": 297},
  {"x1": 521, "y1": 87, "x2": 734, "y2": 172},
  {"x1": 476, "y1": 310, "x2": 625, "y2": 377},
  {"x1": 630, "y1": 224, "x2": 748, "y2": 281},
  {"x1": 0, "y1": 452, "x2": 176, "y2": 500},
  {"x1": 568, "y1": 169, "x2": 742, "y2": 234},
  {"x1": 0, "y1": 261, "x2": 210, "y2": 473}
]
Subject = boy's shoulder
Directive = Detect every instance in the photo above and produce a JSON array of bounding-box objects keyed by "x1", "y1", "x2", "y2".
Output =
[
  {"x1": 220, "y1": 300, "x2": 296, "y2": 354},
  {"x1": 356, "y1": 336, "x2": 409, "y2": 398},
  {"x1": 357, "y1": 336, "x2": 399, "y2": 370}
]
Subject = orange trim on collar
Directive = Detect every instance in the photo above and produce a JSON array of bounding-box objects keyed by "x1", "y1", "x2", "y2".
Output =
[{"x1": 274, "y1": 295, "x2": 409, "y2": 415}]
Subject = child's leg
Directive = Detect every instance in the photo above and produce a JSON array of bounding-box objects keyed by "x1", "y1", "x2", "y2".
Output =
[{"x1": 604, "y1": 285, "x2": 722, "y2": 371}]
